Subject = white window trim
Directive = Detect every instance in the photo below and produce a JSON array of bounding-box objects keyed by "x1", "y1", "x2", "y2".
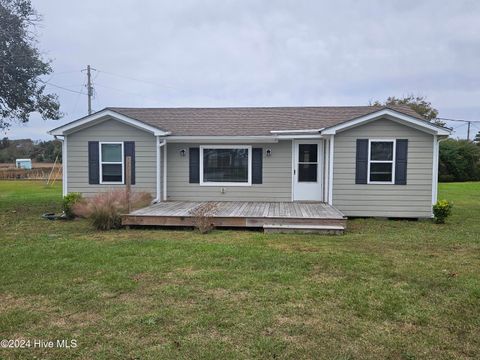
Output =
[
  {"x1": 199, "y1": 145, "x2": 252, "y2": 186},
  {"x1": 367, "y1": 139, "x2": 396, "y2": 185},
  {"x1": 99, "y1": 141, "x2": 124, "y2": 185}
]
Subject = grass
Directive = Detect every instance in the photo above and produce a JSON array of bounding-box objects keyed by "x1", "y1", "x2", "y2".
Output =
[{"x1": 0, "y1": 181, "x2": 479, "y2": 359}]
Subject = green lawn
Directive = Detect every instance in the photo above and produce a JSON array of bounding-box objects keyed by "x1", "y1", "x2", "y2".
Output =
[{"x1": 0, "y1": 181, "x2": 479, "y2": 359}]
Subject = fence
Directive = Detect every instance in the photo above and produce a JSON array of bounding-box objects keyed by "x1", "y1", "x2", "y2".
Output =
[{"x1": 0, "y1": 163, "x2": 62, "y2": 180}]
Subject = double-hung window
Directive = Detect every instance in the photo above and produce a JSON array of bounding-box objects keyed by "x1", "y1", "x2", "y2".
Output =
[
  {"x1": 368, "y1": 140, "x2": 395, "y2": 184},
  {"x1": 200, "y1": 145, "x2": 251, "y2": 186},
  {"x1": 100, "y1": 142, "x2": 124, "y2": 184}
]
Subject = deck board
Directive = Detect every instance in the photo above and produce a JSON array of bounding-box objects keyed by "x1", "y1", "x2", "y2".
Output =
[
  {"x1": 124, "y1": 201, "x2": 346, "y2": 231},
  {"x1": 128, "y1": 201, "x2": 344, "y2": 219}
]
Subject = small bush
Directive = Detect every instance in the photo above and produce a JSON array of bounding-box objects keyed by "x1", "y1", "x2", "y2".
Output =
[
  {"x1": 189, "y1": 203, "x2": 217, "y2": 234},
  {"x1": 433, "y1": 200, "x2": 453, "y2": 224},
  {"x1": 62, "y1": 192, "x2": 83, "y2": 219},
  {"x1": 73, "y1": 189, "x2": 152, "y2": 230}
]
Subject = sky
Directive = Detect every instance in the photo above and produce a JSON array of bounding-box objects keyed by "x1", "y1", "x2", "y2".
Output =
[{"x1": 5, "y1": 0, "x2": 480, "y2": 140}]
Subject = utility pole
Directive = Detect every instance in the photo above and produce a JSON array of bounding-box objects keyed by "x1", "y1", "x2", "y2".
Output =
[
  {"x1": 82, "y1": 65, "x2": 96, "y2": 114},
  {"x1": 467, "y1": 121, "x2": 471, "y2": 141},
  {"x1": 87, "y1": 65, "x2": 92, "y2": 114}
]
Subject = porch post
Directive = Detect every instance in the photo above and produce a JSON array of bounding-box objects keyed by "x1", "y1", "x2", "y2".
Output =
[
  {"x1": 163, "y1": 139, "x2": 167, "y2": 201},
  {"x1": 328, "y1": 135, "x2": 334, "y2": 205},
  {"x1": 156, "y1": 136, "x2": 161, "y2": 201},
  {"x1": 323, "y1": 138, "x2": 329, "y2": 203}
]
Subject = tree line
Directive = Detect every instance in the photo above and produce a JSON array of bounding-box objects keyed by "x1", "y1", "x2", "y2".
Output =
[{"x1": 0, "y1": 138, "x2": 62, "y2": 163}]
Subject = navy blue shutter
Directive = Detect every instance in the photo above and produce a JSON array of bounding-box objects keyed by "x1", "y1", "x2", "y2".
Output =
[
  {"x1": 88, "y1": 141, "x2": 100, "y2": 184},
  {"x1": 395, "y1": 139, "x2": 408, "y2": 185},
  {"x1": 252, "y1": 148, "x2": 263, "y2": 184},
  {"x1": 124, "y1": 141, "x2": 135, "y2": 185},
  {"x1": 355, "y1": 139, "x2": 368, "y2": 184},
  {"x1": 189, "y1": 147, "x2": 200, "y2": 183}
]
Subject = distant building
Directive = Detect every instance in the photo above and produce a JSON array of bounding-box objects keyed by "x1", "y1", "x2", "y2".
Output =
[{"x1": 15, "y1": 159, "x2": 32, "y2": 170}]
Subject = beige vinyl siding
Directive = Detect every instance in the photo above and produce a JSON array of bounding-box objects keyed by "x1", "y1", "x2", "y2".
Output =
[
  {"x1": 66, "y1": 118, "x2": 158, "y2": 197},
  {"x1": 166, "y1": 141, "x2": 292, "y2": 201},
  {"x1": 332, "y1": 118, "x2": 434, "y2": 218}
]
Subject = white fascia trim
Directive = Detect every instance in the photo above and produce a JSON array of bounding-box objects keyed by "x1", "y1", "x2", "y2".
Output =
[
  {"x1": 321, "y1": 109, "x2": 452, "y2": 136},
  {"x1": 270, "y1": 128, "x2": 324, "y2": 134},
  {"x1": 48, "y1": 109, "x2": 170, "y2": 136},
  {"x1": 167, "y1": 136, "x2": 278, "y2": 143},
  {"x1": 276, "y1": 134, "x2": 324, "y2": 140}
]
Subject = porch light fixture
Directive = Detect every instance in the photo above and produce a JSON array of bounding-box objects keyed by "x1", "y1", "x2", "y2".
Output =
[
  {"x1": 179, "y1": 149, "x2": 186, "y2": 157},
  {"x1": 266, "y1": 149, "x2": 272, "y2": 157}
]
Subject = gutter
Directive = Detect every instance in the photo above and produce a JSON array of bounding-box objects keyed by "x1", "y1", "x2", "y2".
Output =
[{"x1": 270, "y1": 128, "x2": 324, "y2": 134}]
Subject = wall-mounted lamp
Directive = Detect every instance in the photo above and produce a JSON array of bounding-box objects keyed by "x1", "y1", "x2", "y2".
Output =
[
  {"x1": 179, "y1": 149, "x2": 186, "y2": 157},
  {"x1": 266, "y1": 149, "x2": 272, "y2": 157}
]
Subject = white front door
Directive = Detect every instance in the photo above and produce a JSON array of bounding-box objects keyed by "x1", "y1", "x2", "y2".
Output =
[{"x1": 293, "y1": 140, "x2": 323, "y2": 201}]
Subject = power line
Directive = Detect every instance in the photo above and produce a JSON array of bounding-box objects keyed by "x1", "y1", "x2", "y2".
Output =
[
  {"x1": 40, "y1": 80, "x2": 87, "y2": 95},
  {"x1": 437, "y1": 117, "x2": 480, "y2": 141},
  {"x1": 437, "y1": 117, "x2": 480, "y2": 123}
]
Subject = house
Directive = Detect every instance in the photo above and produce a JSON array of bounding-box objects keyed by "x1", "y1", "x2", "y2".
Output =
[{"x1": 48, "y1": 106, "x2": 451, "y2": 231}]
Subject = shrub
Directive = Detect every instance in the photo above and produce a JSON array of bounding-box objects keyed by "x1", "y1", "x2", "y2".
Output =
[
  {"x1": 189, "y1": 203, "x2": 217, "y2": 234},
  {"x1": 433, "y1": 200, "x2": 453, "y2": 224},
  {"x1": 73, "y1": 190, "x2": 152, "y2": 230},
  {"x1": 62, "y1": 192, "x2": 83, "y2": 219}
]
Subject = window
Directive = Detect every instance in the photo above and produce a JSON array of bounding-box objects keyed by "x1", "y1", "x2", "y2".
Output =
[
  {"x1": 200, "y1": 146, "x2": 251, "y2": 186},
  {"x1": 100, "y1": 142, "x2": 124, "y2": 184},
  {"x1": 368, "y1": 140, "x2": 395, "y2": 183},
  {"x1": 298, "y1": 144, "x2": 318, "y2": 182}
]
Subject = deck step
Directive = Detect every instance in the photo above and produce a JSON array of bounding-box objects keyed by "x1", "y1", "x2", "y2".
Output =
[{"x1": 263, "y1": 224, "x2": 345, "y2": 234}]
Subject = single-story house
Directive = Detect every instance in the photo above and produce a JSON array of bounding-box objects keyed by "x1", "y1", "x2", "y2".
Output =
[{"x1": 48, "y1": 105, "x2": 451, "y2": 230}]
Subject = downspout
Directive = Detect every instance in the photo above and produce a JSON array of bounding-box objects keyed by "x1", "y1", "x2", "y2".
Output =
[
  {"x1": 54, "y1": 135, "x2": 67, "y2": 197},
  {"x1": 152, "y1": 136, "x2": 166, "y2": 203},
  {"x1": 432, "y1": 135, "x2": 448, "y2": 208}
]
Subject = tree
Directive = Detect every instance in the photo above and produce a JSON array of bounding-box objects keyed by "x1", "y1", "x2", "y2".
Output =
[
  {"x1": 0, "y1": 138, "x2": 61, "y2": 162},
  {"x1": 439, "y1": 139, "x2": 480, "y2": 182},
  {"x1": 0, "y1": 0, "x2": 61, "y2": 129},
  {"x1": 0, "y1": 137, "x2": 9, "y2": 149},
  {"x1": 474, "y1": 131, "x2": 480, "y2": 144},
  {"x1": 370, "y1": 95, "x2": 445, "y2": 126}
]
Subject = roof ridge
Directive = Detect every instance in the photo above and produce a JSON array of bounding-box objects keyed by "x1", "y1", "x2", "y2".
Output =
[{"x1": 107, "y1": 105, "x2": 387, "y2": 110}]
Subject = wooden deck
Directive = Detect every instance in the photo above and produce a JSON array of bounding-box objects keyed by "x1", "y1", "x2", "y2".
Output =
[{"x1": 122, "y1": 201, "x2": 347, "y2": 233}]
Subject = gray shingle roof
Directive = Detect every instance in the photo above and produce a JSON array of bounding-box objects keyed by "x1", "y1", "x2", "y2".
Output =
[{"x1": 107, "y1": 105, "x2": 426, "y2": 136}]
